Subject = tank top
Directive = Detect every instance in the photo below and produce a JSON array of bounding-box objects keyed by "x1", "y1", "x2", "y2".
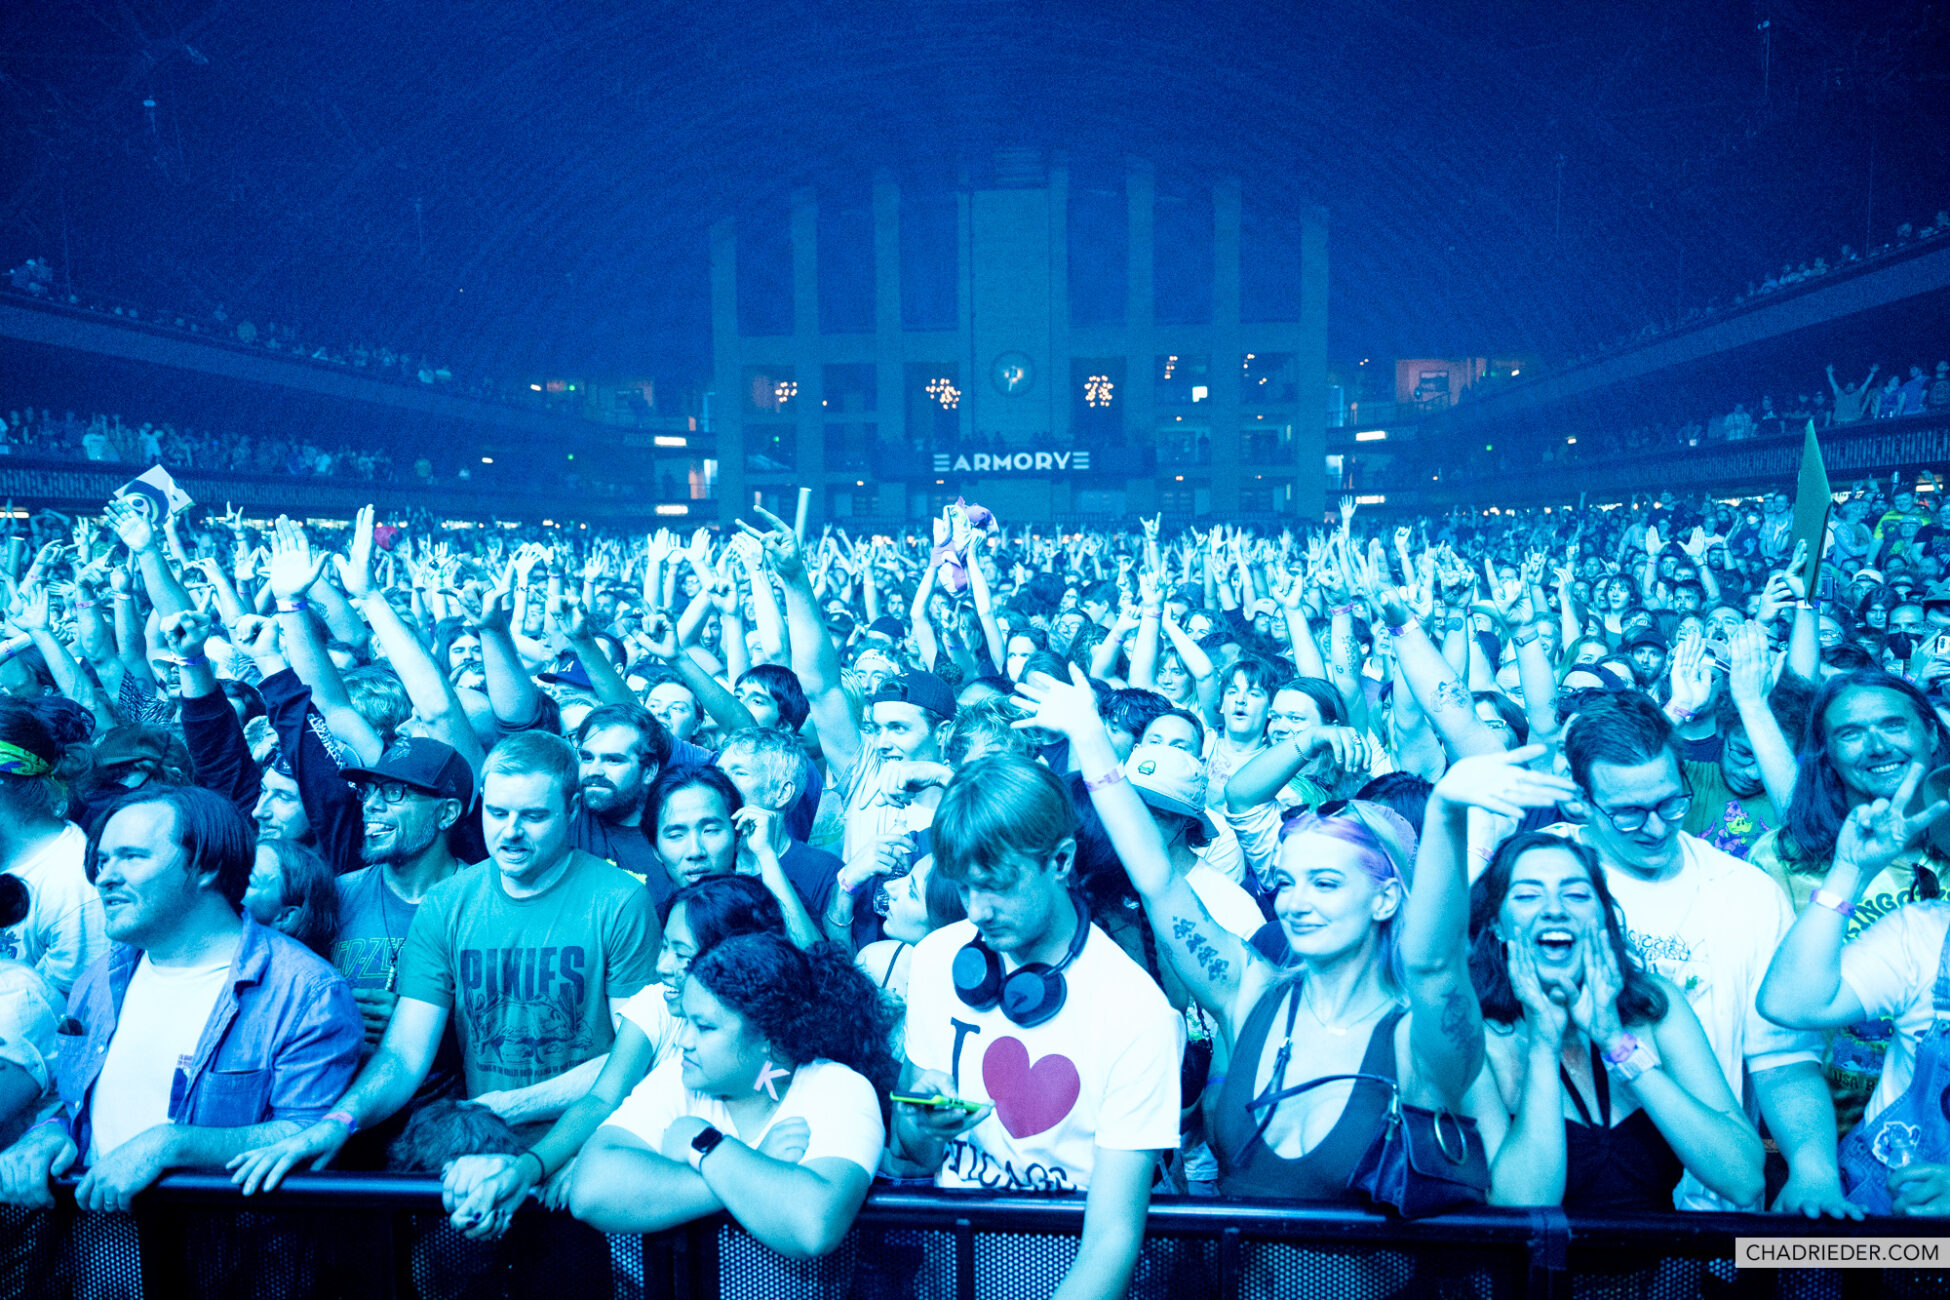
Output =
[
  {"x1": 1559, "y1": 1040, "x2": 1683, "y2": 1212},
  {"x1": 1213, "y1": 982, "x2": 1405, "y2": 1201}
]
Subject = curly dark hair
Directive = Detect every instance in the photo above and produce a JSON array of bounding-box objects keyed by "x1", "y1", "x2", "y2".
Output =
[
  {"x1": 689, "y1": 933, "x2": 899, "y2": 1099},
  {"x1": 1468, "y1": 832, "x2": 1667, "y2": 1029}
]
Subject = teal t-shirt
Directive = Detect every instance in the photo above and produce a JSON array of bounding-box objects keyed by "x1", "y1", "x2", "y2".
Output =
[{"x1": 397, "y1": 851, "x2": 660, "y2": 1097}]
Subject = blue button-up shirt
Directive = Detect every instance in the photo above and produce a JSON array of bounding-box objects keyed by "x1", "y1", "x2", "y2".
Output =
[{"x1": 55, "y1": 916, "x2": 361, "y2": 1162}]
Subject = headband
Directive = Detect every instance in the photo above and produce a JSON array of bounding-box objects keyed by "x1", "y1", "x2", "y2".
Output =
[{"x1": 0, "y1": 740, "x2": 53, "y2": 778}]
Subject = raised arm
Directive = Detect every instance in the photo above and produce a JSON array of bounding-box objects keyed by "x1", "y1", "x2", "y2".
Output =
[
  {"x1": 1725, "y1": 621, "x2": 1797, "y2": 812},
  {"x1": 1013, "y1": 666, "x2": 1257, "y2": 1026},
  {"x1": 265, "y1": 516, "x2": 382, "y2": 765},
  {"x1": 742, "y1": 507, "x2": 861, "y2": 779}
]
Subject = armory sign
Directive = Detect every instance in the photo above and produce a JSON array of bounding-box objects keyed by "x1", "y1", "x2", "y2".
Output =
[{"x1": 932, "y1": 449, "x2": 1094, "y2": 474}]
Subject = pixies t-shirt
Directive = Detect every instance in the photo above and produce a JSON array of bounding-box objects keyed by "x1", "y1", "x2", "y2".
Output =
[
  {"x1": 902, "y1": 918, "x2": 1182, "y2": 1193},
  {"x1": 397, "y1": 852, "x2": 659, "y2": 1097}
]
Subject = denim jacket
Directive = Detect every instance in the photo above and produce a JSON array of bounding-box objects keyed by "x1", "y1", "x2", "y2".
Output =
[{"x1": 56, "y1": 916, "x2": 361, "y2": 1162}]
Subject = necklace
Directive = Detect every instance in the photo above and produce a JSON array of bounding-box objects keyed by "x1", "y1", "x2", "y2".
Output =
[
  {"x1": 376, "y1": 870, "x2": 408, "y2": 993},
  {"x1": 1301, "y1": 988, "x2": 1394, "y2": 1036}
]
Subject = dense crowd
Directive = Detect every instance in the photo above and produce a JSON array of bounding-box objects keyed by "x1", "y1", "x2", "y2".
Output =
[
  {"x1": 0, "y1": 476, "x2": 1947, "y2": 1295},
  {"x1": 5, "y1": 264, "x2": 505, "y2": 405}
]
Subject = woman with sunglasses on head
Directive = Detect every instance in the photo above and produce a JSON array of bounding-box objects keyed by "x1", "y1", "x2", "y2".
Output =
[
  {"x1": 569, "y1": 931, "x2": 897, "y2": 1261},
  {"x1": 1464, "y1": 832, "x2": 1763, "y2": 1209},
  {"x1": 1015, "y1": 665, "x2": 1572, "y2": 1203},
  {"x1": 440, "y1": 875, "x2": 787, "y2": 1237}
]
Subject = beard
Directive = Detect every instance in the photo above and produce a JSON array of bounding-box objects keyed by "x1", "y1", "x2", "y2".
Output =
[
  {"x1": 581, "y1": 779, "x2": 643, "y2": 821},
  {"x1": 364, "y1": 819, "x2": 441, "y2": 866}
]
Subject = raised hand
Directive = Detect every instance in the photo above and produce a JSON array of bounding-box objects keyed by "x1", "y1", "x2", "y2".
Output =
[
  {"x1": 639, "y1": 610, "x2": 678, "y2": 659},
  {"x1": 158, "y1": 609, "x2": 216, "y2": 659},
  {"x1": 266, "y1": 516, "x2": 328, "y2": 601},
  {"x1": 1505, "y1": 935, "x2": 1570, "y2": 1049},
  {"x1": 333, "y1": 505, "x2": 378, "y2": 600},
  {"x1": 1667, "y1": 625, "x2": 1713, "y2": 718},
  {"x1": 1725, "y1": 620, "x2": 1776, "y2": 707},
  {"x1": 735, "y1": 507, "x2": 805, "y2": 583},
  {"x1": 1431, "y1": 745, "x2": 1576, "y2": 819},
  {"x1": 1835, "y1": 764, "x2": 1949, "y2": 877},
  {"x1": 1010, "y1": 663, "x2": 1108, "y2": 743},
  {"x1": 103, "y1": 499, "x2": 154, "y2": 554}
]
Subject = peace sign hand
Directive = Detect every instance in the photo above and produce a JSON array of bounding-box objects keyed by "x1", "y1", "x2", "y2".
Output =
[{"x1": 1835, "y1": 763, "x2": 1948, "y2": 879}]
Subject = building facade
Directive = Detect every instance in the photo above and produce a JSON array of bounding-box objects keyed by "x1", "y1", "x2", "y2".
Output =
[{"x1": 709, "y1": 156, "x2": 1328, "y2": 527}]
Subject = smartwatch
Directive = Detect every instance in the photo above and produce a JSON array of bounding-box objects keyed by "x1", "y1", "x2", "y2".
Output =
[{"x1": 688, "y1": 1124, "x2": 727, "y2": 1170}]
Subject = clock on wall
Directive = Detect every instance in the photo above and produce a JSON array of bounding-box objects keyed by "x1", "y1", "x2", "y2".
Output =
[{"x1": 990, "y1": 351, "x2": 1036, "y2": 396}]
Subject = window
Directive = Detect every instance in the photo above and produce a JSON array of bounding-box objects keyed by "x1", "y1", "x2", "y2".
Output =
[
  {"x1": 818, "y1": 198, "x2": 874, "y2": 334},
  {"x1": 901, "y1": 193, "x2": 958, "y2": 331},
  {"x1": 1242, "y1": 353, "x2": 1296, "y2": 405},
  {"x1": 745, "y1": 425, "x2": 795, "y2": 473},
  {"x1": 906, "y1": 364, "x2": 961, "y2": 449},
  {"x1": 1071, "y1": 358, "x2": 1125, "y2": 447},
  {"x1": 735, "y1": 201, "x2": 793, "y2": 337},
  {"x1": 744, "y1": 366, "x2": 798, "y2": 416}
]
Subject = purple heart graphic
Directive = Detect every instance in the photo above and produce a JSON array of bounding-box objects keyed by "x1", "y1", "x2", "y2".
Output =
[{"x1": 981, "y1": 1036, "x2": 1081, "y2": 1140}]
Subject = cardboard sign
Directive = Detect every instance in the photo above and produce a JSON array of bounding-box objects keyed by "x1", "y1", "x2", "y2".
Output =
[
  {"x1": 1788, "y1": 421, "x2": 1830, "y2": 593},
  {"x1": 112, "y1": 465, "x2": 195, "y2": 523}
]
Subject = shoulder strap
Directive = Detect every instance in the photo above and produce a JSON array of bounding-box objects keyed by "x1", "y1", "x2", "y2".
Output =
[{"x1": 1245, "y1": 1070, "x2": 1399, "y2": 1116}]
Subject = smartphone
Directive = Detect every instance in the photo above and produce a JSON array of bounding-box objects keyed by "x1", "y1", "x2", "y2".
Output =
[{"x1": 890, "y1": 1093, "x2": 984, "y2": 1113}]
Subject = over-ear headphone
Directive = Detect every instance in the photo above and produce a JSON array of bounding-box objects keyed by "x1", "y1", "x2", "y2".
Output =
[{"x1": 951, "y1": 893, "x2": 1090, "y2": 1028}]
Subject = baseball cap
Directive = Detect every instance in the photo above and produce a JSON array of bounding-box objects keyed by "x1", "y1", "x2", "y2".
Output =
[
  {"x1": 538, "y1": 653, "x2": 595, "y2": 692},
  {"x1": 865, "y1": 616, "x2": 907, "y2": 642},
  {"x1": 1922, "y1": 582, "x2": 1950, "y2": 608},
  {"x1": 1625, "y1": 632, "x2": 1668, "y2": 653},
  {"x1": 1123, "y1": 744, "x2": 1218, "y2": 839},
  {"x1": 93, "y1": 725, "x2": 173, "y2": 770},
  {"x1": 1853, "y1": 568, "x2": 1885, "y2": 586},
  {"x1": 865, "y1": 670, "x2": 958, "y2": 721},
  {"x1": 342, "y1": 738, "x2": 474, "y2": 805}
]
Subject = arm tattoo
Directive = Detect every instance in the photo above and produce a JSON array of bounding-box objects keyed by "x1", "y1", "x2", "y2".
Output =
[
  {"x1": 1170, "y1": 916, "x2": 1232, "y2": 985},
  {"x1": 1439, "y1": 987, "x2": 1473, "y2": 1047},
  {"x1": 1429, "y1": 678, "x2": 1470, "y2": 714}
]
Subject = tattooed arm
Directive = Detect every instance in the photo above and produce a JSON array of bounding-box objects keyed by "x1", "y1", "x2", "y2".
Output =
[
  {"x1": 1399, "y1": 749, "x2": 1574, "y2": 1109},
  {"x1": 1012, "y1": 666, "x2": 1264, "y2": 1032}
]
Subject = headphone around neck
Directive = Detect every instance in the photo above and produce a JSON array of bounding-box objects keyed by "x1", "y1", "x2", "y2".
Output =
[{"x1": 951, "y1": 892, "x2": 1090, "y2": 1028}]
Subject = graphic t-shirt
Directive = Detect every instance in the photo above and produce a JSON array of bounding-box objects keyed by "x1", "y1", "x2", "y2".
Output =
[
  {"x1": 1681, "y1": 761, "x2": 1777, "y2": 861},
  {"x1": 1545, "y1": 825, "x2": 1818, "y2": 1211},
  {"x1": 333, "y1": 866, "x2": 464, "y2": 1098},
  {"x1": 0, "y1": 823, "x2": 105, "y2": 997},
  {"x1": 1838, "y1": 900, "x2": 1950, "y2": 1132},
  {"x1": 902, "y1": 918, "x2": 1182, "y2": 1193},
  {"x1": 396, "y1": 852, "x2": 659, "y2": 1097},
  {"x1": 1748, "y1": 829, "x2": 1944, "y2": 1134},
  {"x1": 601, "y1": 1055, "x2": 885, "y2": 1177},
  {"x1": 88, "y1": 952, "x2": 234, "y2": 1161}
]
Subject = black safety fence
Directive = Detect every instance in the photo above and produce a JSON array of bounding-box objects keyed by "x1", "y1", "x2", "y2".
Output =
[{"x1": 1, "y1": 1173, "x2": 1946, "y2": 1299}]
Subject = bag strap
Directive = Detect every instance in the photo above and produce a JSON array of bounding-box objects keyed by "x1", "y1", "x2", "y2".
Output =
[{"x1": 1245, "y1": 1071, "x2": 1400, "y2": 1116}]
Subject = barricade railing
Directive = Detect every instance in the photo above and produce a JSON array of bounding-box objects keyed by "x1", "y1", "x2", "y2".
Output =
[{"x1": 1, "y1": 1172, "x2": 1944, "y2": 1299}]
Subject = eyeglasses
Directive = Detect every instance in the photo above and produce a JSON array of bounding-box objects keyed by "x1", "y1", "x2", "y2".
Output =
[
  {"x1": 1585, "y1": 776, "x2": 1693, "y2": 833},
  {"x1": 356, "y1": 780, "x2": 418, "y2": 807}
]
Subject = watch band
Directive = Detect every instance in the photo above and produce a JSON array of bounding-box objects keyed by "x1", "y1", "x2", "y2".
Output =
[
  {"x1": 1811, "y1": 888, "x2": 1856, "y2": 920},
  {"x1": 1602, "y1": 1034, "x2": 1661, "y2": 1084},
  {"x1": 688, "y1": 1124, "x2": 727, "y2": 1171}
]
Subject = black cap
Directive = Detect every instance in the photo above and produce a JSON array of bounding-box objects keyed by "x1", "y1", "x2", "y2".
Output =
[
  {"x1": 865, "y1": 670, "x2": 958, "y2": 721},
  {"x1": 342, "y1": 738, "x2": 474, "y2": 805}
]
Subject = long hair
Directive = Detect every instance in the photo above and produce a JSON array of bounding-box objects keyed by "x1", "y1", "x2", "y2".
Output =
[
  {"x1": 1468, "y1": 832, "x2": 1667, "y2": 1028},
  {"x1": 1781, "y1": 670, "x2": 1950, "y2": 877},
  {"x1": 690, "y1": 933, "x2": 900, "y2": 1098},
  {"x1": 1276, "y1": 800, "x2": 1419, "y2": 993},
  {"x1": 255, "y1": 839, "x2": 341, "y2": 958}
]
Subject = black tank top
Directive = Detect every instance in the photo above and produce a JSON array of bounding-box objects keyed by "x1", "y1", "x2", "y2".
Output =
[
  {"x1": 1213, "y1": 982, "x2": 1404, "y2": 1201},
  {"x1": 1559, "y1": 1041, "x2": 1684, "y2": 1212}
]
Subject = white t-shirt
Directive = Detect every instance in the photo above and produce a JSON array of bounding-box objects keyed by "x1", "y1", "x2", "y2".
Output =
[
  {"x1": 902, "y1": 918, "x2": 1182, "y2": 1193},
  {"x1": 1187, "y1": 864, "x2": 1265, "y2": 939},
  {"x1": 88, "y1": 952, "x2": 234, "y2": 1160},
  {"x1": 1547, "y1": 825, "x2": 1818, "y2": 1210},
  {"x1": 601, "y1": 1055, "x2": 885, "y2": 1177},
  {"x1": 615, "y1": 982, "x2": 686, "y2": 1073},
  {"x1": 1, "y1": 824, "x2": 106, "y2": 997},
  {"x1": 1838, "y1": 900, "x2": 1950, "y2": 1130}
]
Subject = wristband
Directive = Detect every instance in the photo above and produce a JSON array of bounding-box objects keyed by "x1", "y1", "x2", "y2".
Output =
[
  {"x1": 1601, "y1": 1033, "x2": 1661, "y2": 1084},
  {"x1": 1811, "y1": 889, "x2": 1856, "y2": 920},
  {"x1": 276, "y1": 599, "x2": 310, "y2": 614},
  {"x1": 112, "y1": 593, "x2": 135, "y2": 603},
  {"x1": 1513, "y1": 629, "x2": 1539, "y2": 647},
  {"x1": 517, "y1": 1150, "x2": 547, "y2": 1183},
  {"x1": 1083, "y1": 767, "x2": 1126, "y2": 793},
  {"x1": 175, "y1": 655, "x2": 207, "y2": 670},
  {"x1": 1385, "y1": 623, "x2": 1411, "y2": 638},
  {"x1": 1667, "y1": 705, "x2": 1698, "y2": 724},
  {"x1": 322, "y1": 1109, "x2": 358, "y2": 1134},
  {"x1": 1329, "y1": 603, "x2": 1355, "y2": 616},
  {"x1": 74, "y1": 601, "x2": 97, "y2": 611}
]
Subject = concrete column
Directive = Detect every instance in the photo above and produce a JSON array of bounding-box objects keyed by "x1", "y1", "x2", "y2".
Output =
[
  {"x1": 873, "y1": 170, "x2": 905, "y2": 520},
  {"x1": 1048, "y1": 157, "x2": 1072, "y2": 455},
  {"x1": 1210, "y1": 177, "x2": 1242, "y2": 515},
  {"x1": 1125, "y1": 162, "x2": 1156, "y2": 500},
  {"x1": 791, "y1": 187, "x2": 825, "y2": 492},
  {"x1": 708, "y1": 218, "x2": 744, "y2": 517},
  {"x1": 955, "y1": 181, "x2": 974, "y2": 445},
  {"x1": 1294, "y1": 206, "x2": 1330, "y2": 522}
]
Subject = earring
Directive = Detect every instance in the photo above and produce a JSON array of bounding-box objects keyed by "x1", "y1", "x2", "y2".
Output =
[{"x1": 753, "y1": 1059, "x2": 789, "y2": 1101}]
